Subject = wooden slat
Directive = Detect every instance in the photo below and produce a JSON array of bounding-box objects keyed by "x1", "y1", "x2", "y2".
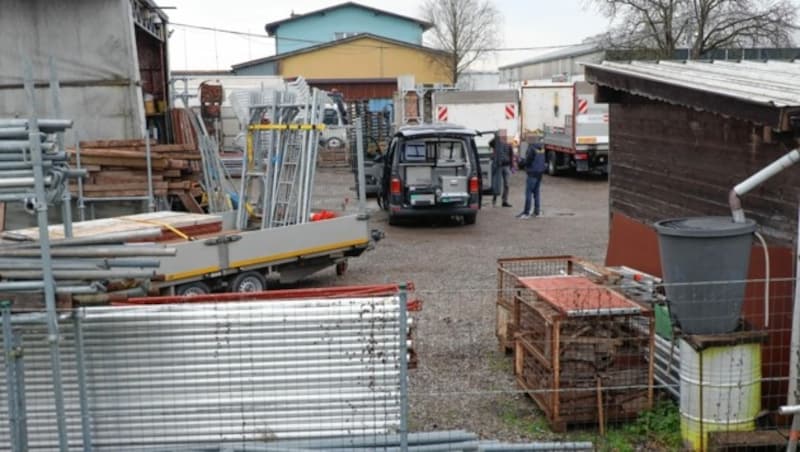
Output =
[
  {"x1": 73, "y1": 156, "x2": 168, "y2": 170},
  {"x1": 78, "y1": 139, "x2": 150, "y2": 148},
  {"x1": 176, "y1": 192, "x2": 204, "y2": 214}
]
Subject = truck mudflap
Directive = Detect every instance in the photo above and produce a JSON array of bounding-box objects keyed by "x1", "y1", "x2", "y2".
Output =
[{"x1": 156, "y1": 215, "x2": 371, "y2": 282}]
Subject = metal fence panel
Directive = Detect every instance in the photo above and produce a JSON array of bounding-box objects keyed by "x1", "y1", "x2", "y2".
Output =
[{"x1": 0, "y1": 296, "x2": 404, "y2": 450}]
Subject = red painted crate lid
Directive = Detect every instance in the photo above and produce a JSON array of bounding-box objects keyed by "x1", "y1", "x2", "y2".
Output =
[{"x1": 517, "y1": 275, "x2": 642, "y2": 317}]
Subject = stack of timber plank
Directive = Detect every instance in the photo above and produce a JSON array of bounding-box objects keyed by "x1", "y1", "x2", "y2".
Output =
[
  {"x1": 3, "y1": 212, "x2": 223, "y2": 243},
  {"x1": 68, "y1": 139, "x2": 204, "y2": 210}
]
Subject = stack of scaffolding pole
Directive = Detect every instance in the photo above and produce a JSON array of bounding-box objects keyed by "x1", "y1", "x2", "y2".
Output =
[
  {"x1": 0, "y1": 227, "x2": 176, "y2": 295},
  {"x1": 0, "y1": 119, "x2": 85, "y2": 204}
]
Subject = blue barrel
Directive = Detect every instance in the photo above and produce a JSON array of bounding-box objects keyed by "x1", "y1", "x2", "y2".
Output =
[{"x1": 655, "y1": 217, "x2": 755, "y2": 334}]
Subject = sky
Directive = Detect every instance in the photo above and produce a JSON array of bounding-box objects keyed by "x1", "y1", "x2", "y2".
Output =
[{"x1": 163, "y1": 0, "x2": 612, "y2": 72}]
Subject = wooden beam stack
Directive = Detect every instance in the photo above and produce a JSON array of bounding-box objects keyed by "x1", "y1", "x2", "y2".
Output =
[{"x1": 68, "y1": 140, "x2": 204, "y2": 210}]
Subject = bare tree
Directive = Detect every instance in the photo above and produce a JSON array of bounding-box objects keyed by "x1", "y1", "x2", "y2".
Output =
[
  {"x1": 590, "y1": 0, "x2": 797, "y2": 58},
  {"x1": 420, "y1": 0, "x2": 502, "y2": 83}
]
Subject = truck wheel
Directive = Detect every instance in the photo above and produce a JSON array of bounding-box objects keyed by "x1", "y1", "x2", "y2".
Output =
[
  {"x1": 229, "y1": 271, "x2": 267, "y2": 293},
  {"x1": 336, "y1": 261, "x2": 348, "y2": 276},
  {"x1": 547, "y1": 151, "x2": 559, "y2": 176},
  {"x1": 177, "y1": 281, "x2": 211, "y2": 297},
  {"x1": 463, "y1": 213, "x2": 477, "y2": 225}
]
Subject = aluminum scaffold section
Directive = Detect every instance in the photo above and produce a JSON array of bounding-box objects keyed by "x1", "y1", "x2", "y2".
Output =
[{"x1": 236, "y1": 78, "x2": 328, "y2": 230}]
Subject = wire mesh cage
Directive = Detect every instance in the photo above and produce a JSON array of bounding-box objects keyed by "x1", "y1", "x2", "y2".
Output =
[{"x1": 496, "y1": 256, "x2": 618, "y2": 352}]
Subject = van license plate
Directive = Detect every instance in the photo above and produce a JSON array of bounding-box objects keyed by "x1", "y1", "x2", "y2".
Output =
[{"x1": 410, "y1": 194, "x2": 435, "y2": 206}]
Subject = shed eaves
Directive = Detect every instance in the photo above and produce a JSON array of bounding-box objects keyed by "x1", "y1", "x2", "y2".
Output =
[{"x1": 584, "y1": 60, "x2": 800, "y2": 108}]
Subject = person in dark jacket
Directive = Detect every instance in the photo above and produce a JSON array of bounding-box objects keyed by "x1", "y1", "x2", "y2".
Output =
[
  {"x1": 488, "y1": 129, "x2": 513, "y2": 207},
  {"x1": 516, "y1": 136, "x2": 546, "y2": 219}
]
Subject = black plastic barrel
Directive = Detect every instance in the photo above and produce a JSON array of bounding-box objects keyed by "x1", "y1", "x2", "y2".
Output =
[{"x1": 655, "y1": 216, "x2": 756, "y2": 334}]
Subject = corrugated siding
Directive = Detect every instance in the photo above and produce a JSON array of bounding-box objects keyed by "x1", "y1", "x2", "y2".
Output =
[
  {"x1": 0, "y1": 296, "x2": 404, "y2": 450},
  {"x1": 273, "y1": 5, "x2": 424, "y2": 54},
  {"x1": 278, "y1": 37, "x2": 451, "y2": 84},
  {"x1": 310, "y1": 81, "x2": 396, "y2": 101},
  {"x1": 232, "y1": 61, "x2": 279, "y2": 76}
]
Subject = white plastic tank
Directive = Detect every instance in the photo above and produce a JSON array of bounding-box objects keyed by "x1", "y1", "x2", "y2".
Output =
[{"x1": 679, "y1": 338, "x2": 761, "y2": 451}]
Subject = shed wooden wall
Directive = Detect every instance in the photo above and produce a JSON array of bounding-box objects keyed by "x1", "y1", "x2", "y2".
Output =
[
  {"x1": 609, "y1": 94, "x2": 799, "y2": 245},
  {"x1": 605, "y1": 93, "x2": 800, "y2": 412}
]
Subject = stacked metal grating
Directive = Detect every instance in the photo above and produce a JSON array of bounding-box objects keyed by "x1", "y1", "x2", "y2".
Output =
[
  {"x1": 0, "y1": 295, "x2": 407, "y2": 450},
  {"x1": 0, "y1": 119, "x2": 84, "y2": 204},
  {"x1": 237, "y1": 77, "x2": 329, "y2": 229}
]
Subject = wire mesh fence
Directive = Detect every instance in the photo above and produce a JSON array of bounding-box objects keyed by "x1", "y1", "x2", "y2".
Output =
[{"x1": 0, "y1": 273, "x2": 798, "y2": 451}]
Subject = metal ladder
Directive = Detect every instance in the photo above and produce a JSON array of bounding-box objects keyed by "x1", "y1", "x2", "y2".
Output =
[
  {"x1": 235, "y1": 77, "x2": 327, "y2": 230},
  {"x1": 270, "y1": 127, "x2": 304, "y2": 227}
]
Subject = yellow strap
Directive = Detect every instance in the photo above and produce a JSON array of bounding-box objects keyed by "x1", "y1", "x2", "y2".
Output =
[
  {"x1": 124, "y1": 219, "x2": 193, "y2": 241},
  {"x1": 244, "y1": 202, "x2": 261, "y2": 219}
]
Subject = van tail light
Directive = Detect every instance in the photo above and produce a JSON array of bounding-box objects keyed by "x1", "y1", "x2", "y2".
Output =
[
  {"x1": 390, "y1": 177, "x2": 402, "y2": 195},
  {"x1": 468, "y1": 176, "x2": 479, "y2": 194}
]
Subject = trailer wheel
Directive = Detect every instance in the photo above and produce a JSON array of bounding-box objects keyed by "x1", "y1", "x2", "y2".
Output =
[
  {"x1": 336, "y1": 261, "x2": 348, "y2": 276},
  {"x1": 229, "y1": 271, "x2": 267, "y2": 293},
  {"x1": 177, "y1": 281, "x2": 211, "y2": 296},
  {"x1": 546, "y1": 151, "x2": 559, "y2": 176}
]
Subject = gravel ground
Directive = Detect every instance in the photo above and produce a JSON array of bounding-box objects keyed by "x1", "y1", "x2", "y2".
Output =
[{"x1": 308, "y1": 167, "x2": 611, "y2": 442}]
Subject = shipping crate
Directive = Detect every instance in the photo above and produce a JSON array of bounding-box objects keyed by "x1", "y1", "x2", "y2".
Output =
[
  {"x1": 513, "y1": 275, "x2": 654, "y2": 432},
  {"x1": 496, "y1": 256, "x2": 618, "y2": 352}
]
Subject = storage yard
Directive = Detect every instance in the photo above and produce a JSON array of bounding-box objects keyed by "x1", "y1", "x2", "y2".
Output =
[{"x1": 2, "y1": 0, "x2": 800, "y2": 451}]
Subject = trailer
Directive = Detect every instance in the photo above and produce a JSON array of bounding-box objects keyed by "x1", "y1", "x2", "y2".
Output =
[
  {"x1": 520, "y1": 80, "x2": 608, "y2": 175},
  {"x1": 432, "y1": 90, "x2": 520, "y2": 192},
  {"x1": 4, "y1": 211, "x2": 374, "y2": 296}
]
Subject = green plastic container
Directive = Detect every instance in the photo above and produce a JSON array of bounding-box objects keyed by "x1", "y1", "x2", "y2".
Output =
[{"x1": 655, "y1": 303, "x2": 673, "y2": 339}]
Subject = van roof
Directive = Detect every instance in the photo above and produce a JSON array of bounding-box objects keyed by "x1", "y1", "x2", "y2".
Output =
[{"x1": 396, "y1": 123, "x2": 477, "y2": 138}]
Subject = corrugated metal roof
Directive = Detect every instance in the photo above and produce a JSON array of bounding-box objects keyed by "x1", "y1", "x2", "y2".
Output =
[
  {"x1": 499, "y1": 44, "x2": 602, "y2": 70},
  {"x1": 584, "y1": 60, "x2": 800, "y2": 108}
]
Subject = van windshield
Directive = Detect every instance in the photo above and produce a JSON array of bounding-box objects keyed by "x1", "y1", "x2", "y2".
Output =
[{"x1": 322, "y1": 108, "x2": 339, "y2": 126}]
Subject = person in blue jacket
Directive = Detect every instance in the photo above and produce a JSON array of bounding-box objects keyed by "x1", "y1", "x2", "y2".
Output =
[{"x1": 516, "y1": 135, "x2": 546, "y2": 219}]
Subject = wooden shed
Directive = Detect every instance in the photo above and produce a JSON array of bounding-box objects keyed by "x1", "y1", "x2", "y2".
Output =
[{"x1": 584, "y1": 60, "x2": 800, "y2": 411}]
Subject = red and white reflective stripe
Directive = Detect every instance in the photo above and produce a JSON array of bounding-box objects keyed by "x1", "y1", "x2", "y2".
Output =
[
  {"x1": 505, "y1": 103, "x2": 516, "y2": 119},
  {"x1": 437, "y1": 105, "x2": 448, "y2": 122},
  {"x1": 577, "y1": 98, "x2": 589, "y2": 114},
  {"x1": 603, "y1": 113, "x2": 609, "y2": 123}
]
